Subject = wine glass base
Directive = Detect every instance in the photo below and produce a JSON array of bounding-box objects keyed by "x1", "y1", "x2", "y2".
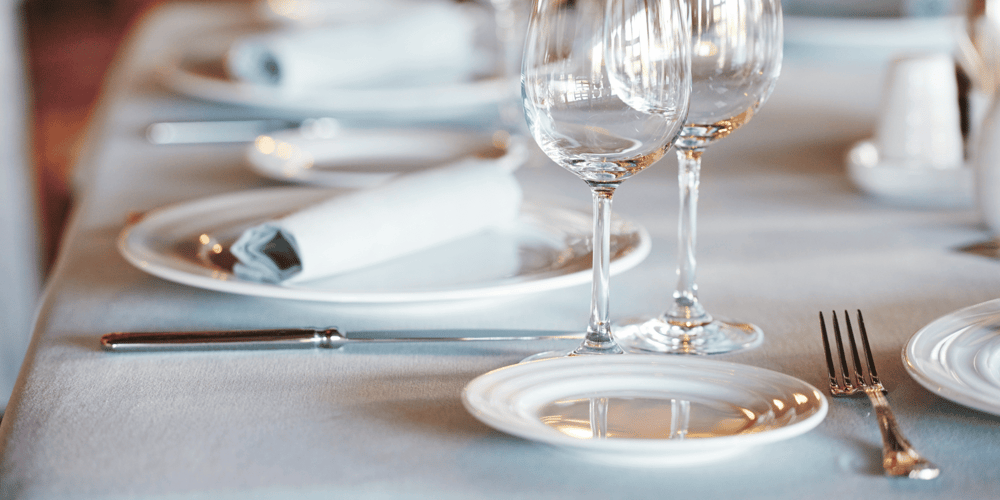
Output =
[{"x1": 614, "y1": 315, "x2": 762, "y2": 355}]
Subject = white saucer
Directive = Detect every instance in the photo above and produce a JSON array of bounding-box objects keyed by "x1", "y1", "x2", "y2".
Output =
[
  {"x1": 247, "y1": 128, "x2": 525, "y2": 188},
  {"x1": 846, "y1": 140, "x2": 974, "y2": 208},
  {"x1": 904, "y1": 299, "x2": 1000, "y2": 417},
  {"x1": 462, "y1": 356, "x2": 828, "y2": 466},
  {"x1": 118, "y1": 188, "x2": 651, "y2": 303}
]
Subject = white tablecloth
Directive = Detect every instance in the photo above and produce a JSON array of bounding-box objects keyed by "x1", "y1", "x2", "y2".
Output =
[
  {"x1": 0, "y1": 2, "x2": 998, "y2": 498},
  {"x1": 0, "y1": 0, "x2": 40, "y2": 413}
]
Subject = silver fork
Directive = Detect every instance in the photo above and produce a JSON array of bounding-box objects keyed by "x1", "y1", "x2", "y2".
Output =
[{"x1": 819, "y1": 310, "x2": 940, "y2": 479}]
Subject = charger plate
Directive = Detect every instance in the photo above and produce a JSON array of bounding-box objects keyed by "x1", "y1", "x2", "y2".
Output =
[
  {"x1": 118, "y1": 188, "x2": 650, "y2": 303},
  {"x1": 462, "y1": 355, "x2": 828, "y2": 466},
  {"x1": 904, "y1": 299, "x2": 1000, "y2": 417}
]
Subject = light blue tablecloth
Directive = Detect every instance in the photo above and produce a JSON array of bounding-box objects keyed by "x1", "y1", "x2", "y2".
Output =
[{"x1": 0, "y1": 2, "x2": 997, "y2": 498}]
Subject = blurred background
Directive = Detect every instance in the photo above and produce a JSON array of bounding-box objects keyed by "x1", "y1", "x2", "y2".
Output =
[
  {"x1": 19, "y1": 0, "x2": 969, "y2": 276},
  {"x1": 25, "y1": 0, "x2": 160, "y2": 270}
]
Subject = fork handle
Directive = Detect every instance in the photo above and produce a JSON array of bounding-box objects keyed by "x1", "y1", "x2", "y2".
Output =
[{"x1": 864, "y1": 387, "x2": 940, "y2": 479}]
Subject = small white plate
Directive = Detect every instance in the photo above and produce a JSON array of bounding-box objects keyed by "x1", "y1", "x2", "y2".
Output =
[
  {"x1": 159, "y1": 50, "x2": 513, "y2": 121},
  {"x1": 846, "y1": 140, "x2": 974, "y2": 208},
  {"x1": 904, "y1": 299, "x2": 1000, "y2": 417},
  {"x1": 247, "y1": 128, "x2": 524, "y2": 188},
  {"x1": 462, "y1": 356, "x2": 828, "y2": 466},
  {"x1": 118, "y1": 188, "x2": 651, "y2": 303}
]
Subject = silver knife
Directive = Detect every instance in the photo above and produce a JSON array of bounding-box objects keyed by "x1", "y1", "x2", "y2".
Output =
[
  {"x1": 100, "y1": 328, "x2": 582, "y2": 352},
  {"x1": 145, "y1": 117, "x2": 340, "y2": 144}
]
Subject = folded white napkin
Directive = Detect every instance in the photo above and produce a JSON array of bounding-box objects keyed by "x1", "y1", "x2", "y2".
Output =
[
  {"x1": 226, "y1": 2, "x2": 493, "y2": 91},
  {"x1": 230, "y1": 158, "x2": 523, "y2": 283}
]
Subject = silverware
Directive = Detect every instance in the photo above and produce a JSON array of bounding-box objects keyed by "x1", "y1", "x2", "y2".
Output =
[
  {"x1": 145, "y1": 117, "x2": 340, "y2": 144},
  {"x1": 819, "y1": 310, "x2": 940, "y2": 479},
  {"x1": 101, "y1": 327, "x2": 582, "y2": 352}
]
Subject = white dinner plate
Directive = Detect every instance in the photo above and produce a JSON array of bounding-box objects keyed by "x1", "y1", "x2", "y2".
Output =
[
  {"x1": 118, "y1": 188, "x2": 651, "y2": 303},
  {"x1": 247, "y1": 127, "x2": 525, "y2": 188},
  {"x1": 462, "y1": 356, "x2": 828, "y2": 466},
  {"x1": 159, "y1": 46, "x2": 513, "y2": 121},
  {"x1": 903, "y1": 299, "x2": 1000, "y2": 417}
]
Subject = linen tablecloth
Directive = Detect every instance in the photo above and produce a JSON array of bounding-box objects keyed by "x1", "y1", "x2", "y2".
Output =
[
  {"x1": 0, "y1": 0, "x2": 40, "y2": 413},
  {"x1": 1, "y1": 2, "x2": 998, "y2": 498}
]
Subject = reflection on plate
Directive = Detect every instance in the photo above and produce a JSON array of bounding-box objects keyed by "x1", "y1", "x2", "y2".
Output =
[
  {"x1": 462, "y1": 356, "x2": 827, "y2": 466},
  {"x1": 247, "y1": 128, "x2": 525, "y2": 188},
  {"x1": 846, "y1": 140, "x2": 973, "y2": 208},
  {"x1": 160, "y1": 50, "x2": 513, "y2": 120},
  {"x1": 118, "y1": 188, "x2": 651, "y2": 303},
  {"x1": 904, "y1": 299, "x2": 1000, "y2": 417}
]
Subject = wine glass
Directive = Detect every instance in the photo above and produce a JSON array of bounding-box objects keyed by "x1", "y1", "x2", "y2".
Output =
[
  {"x1": 521, "y1": 0, "x2": 691, "y2": 360},
  {"x1": 616, "y1": 0, "x2": 783, "y2": 355}
]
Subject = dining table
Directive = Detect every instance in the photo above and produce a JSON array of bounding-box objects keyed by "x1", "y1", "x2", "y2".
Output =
[{"x1": 1, "y1": 1, "x2": 999, "y2": 498}]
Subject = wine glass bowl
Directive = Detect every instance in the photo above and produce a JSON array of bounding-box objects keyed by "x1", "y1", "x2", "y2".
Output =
[
  {"x1": 681, "y1": 0, "x2": 782, "y2": 150},
  {"x1": 521, "y1": 0, "x2": 690, "y2": 360},
  {"x1": 616, "y1": 0, "x2": 783, "y2": 355}
]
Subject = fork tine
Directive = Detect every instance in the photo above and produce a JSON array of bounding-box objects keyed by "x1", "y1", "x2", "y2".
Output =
[
  {"x1": 819, "y1": 312, "x2": 839, "y2": 387},
  {"x1": 856, "y1": 310, "x2": 882, "y2": 388},
  {"x1": 831, "y1": 311, "x2": 854, "y2": 391},
  {"x1": 843, "y1": 310, "x2": 868, "y2": 387}
]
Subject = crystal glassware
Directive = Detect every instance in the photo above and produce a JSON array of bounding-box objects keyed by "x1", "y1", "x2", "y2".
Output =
[
  {"x1": 521, "y1": 0, "x2": 691, "y2": 360},
  {"x1": 616, "y1": 0, "x2": 782, "y2": 355}
]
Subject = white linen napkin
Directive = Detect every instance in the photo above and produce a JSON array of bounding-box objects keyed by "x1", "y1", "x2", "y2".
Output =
[
  {"x1": 230, "y1": 158, "x2": 523, "y2": 283},
  {"x1": 226, "y1": 2, "x2": 493, "y2": 91}
]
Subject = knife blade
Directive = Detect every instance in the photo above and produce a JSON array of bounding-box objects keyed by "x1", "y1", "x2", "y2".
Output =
[{"x1": 100, "y1": 328, "x2": 582, "y2": 352}]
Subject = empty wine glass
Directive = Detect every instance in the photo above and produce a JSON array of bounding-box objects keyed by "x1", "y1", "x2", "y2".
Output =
[
  {"x1": 616, "y1": 0, "x2": 782, "y2": 355},
  {"x1": 521, "y1": 0, "x2": 691, "y2": 360}
]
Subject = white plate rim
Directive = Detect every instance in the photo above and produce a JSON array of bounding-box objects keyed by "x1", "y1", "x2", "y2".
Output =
[
  {"x1": 903, "y1": 299, "x2": 1000, "y2": 417},
  {"x1": 117, "y1": 188, "x2": 652, "y2": 303},
  {"x1": 462, "y1": 355, "x2": 828, "y2": 464},
  {"x1": 158, "y1": 52, "x2": 515, "y2": 118},
  {"x1": 246, "y1": 128, "x2": 528, "y2": 188}
]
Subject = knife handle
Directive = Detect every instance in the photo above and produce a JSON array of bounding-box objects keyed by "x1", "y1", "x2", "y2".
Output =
[{"x1": 101, "y1": 328, "x2": 346, "y2": 352}]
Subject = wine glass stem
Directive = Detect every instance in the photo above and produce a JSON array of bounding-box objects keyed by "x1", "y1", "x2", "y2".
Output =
[
  {"x1": 579, "y1": 186, "x2": 622, "y2": 354},
  {"x1": 670, "y1": 148, "x2": 711, "y2": 326}
]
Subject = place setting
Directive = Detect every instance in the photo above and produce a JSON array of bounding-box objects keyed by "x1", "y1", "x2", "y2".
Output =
[
  {"x1": 134, "y1": 0, "x2": 833, "y2": 469},
  {"x1": 155, "y1": 0, "x2": 517, "y2": 121}
]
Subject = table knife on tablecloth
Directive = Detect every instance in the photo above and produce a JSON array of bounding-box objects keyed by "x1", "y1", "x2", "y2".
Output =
[{"x1": 101, "y1": 328, "x2": 582, "y2": 352}]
